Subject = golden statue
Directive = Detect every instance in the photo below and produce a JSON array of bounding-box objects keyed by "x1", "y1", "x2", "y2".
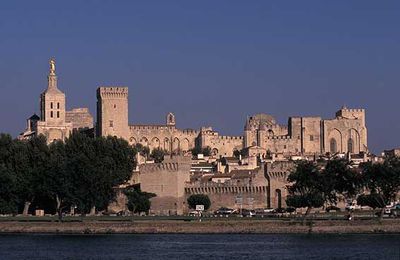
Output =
[{"x1": 49, "y1": 58, "x2": 56, "y2": 74}]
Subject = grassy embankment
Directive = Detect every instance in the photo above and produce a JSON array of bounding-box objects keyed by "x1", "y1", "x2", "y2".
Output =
[{"x1": 0, "y1": 213, "x2": 399, "y2": 234}]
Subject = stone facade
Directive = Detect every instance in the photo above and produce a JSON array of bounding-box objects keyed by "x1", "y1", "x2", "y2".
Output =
[
  {"x1": 244, "y1": 110, "x2": 368, "y2": 157},
  {"x1": 138, "y1": 156, "x2": 191, "y2": 215},
  {"x1": 96, "y1": 87, "x2": 368, "y2": 158},
  {"x1": 185, "y1": 167, "x2": 269, "y2": 211},
  {"x1": 65, "y1": 108, "x2": 94, "y2": 131}
]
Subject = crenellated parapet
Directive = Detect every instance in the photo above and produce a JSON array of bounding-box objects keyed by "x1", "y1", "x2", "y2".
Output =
[
  {"x1": 185, "y1": 184, "x2": 268, "y2": 194},
  {"x1": 97, "y1": 87, "x2": 128, "y2": 99},
  {"x1": 139, "y1": 162, "x2": 181, "y2": 173}
]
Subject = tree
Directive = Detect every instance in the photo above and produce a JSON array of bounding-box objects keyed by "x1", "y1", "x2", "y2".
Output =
[
  {"x1": 286, "y1": 161, "x2": 325, "y2": 218},
  {"x1": 150, "y1": 148, "x2": 166, "y2": 163},
  {"x1": 0, "y1": 164, "x2": 18, "y2": 214},
  {"x1": 191, "y1": 146, "x2": 211, "y2": 157},
  {"x1": 0, "y1": 134, "x2": 19, "y2": 214},
  {"x1": 124, "y1": 188, "x2": 156, "y2": 214},
  {"x1": 44, "y1": 140, "x2": 73, "y2": 221},
  {"x1": 17, "y1": 135, "x2": 49, "y2": 215},
  {"x1": 65, "y1": 133, "x2": 136, "y2": 214},
  {"x1": 133, "y1": 143, "x2": 150, "y2": 158},
  {"x1": 322, "y1": 159, "x2": 362, "y2": 206},
  {"x1": 187, "y1": 194, "x2": 211, "y2": 211},
  {"x1": 233, "y1": 149, "x2": 246, "y2": 159},
  {"x1": 358, "y1": 157, "x2": 400, "y2": 219}
]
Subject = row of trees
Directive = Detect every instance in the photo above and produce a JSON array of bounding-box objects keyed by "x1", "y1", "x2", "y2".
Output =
[
  {"x1": 0, "y1": 132, "x2": 137, "y2": 220},
  {"x1": 286, "y1": 157, "x2": 400, "y2": 219}
]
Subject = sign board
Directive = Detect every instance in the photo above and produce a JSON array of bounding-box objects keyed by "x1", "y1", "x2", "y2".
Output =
[
  {"x1": 196, "y1": 205, "x2": 204, "y2": 211},
  {"x1": 235, "y1": 195, "x2": 243, "y2": 204}
]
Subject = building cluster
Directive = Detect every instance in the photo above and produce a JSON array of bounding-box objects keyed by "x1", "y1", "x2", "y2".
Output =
[{"x1": 20, "y1": 59, "x2": 375, "y2": 215}]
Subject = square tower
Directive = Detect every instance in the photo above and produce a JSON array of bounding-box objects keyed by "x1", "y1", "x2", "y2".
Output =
[{"x1": 96, "y1": 87, "x2": 129, "y2": 139}]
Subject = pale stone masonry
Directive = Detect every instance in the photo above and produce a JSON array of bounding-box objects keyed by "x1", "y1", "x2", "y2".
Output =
[
  {"x1": 19, "y1": 59, "x2": 93, "y2": 141},
  {"x1": 97, "y1": 86, "x2": 368, "y2": 157}
]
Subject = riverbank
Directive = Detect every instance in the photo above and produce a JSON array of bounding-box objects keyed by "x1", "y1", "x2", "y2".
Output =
[{"x1": 0, "y1": 219, "x2": 399, "y2": 234}]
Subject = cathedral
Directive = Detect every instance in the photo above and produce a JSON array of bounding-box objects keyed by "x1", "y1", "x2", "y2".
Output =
[
  {"x1": 19, "y1": 59, "x2": 93, "y2": 142},
  {"x1": 20, "y1": 59, "x2": 368, "y2": 157}
]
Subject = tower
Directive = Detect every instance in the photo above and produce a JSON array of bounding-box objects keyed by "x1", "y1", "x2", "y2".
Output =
[
  {"x1": 96, "y1": 87, "x2": 129, "y2": 139},
  {"x1": 40, "y1": 58, "x2": 66, "y2": 125},
  {"x1": 166, "y1": 112, "x2": 176, "y2": 126},
  {"x1": 36, "y1": 58, "x2": 72, "y2": 142}
]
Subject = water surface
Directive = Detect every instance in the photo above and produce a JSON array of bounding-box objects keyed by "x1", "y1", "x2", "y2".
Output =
[{"x1": 0, "y1": 234, "x2": 399, "y2": 259}]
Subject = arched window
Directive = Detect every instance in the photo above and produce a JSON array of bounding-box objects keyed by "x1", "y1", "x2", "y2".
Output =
[
  {"x1": 348, "y1": 138, "x2": 354, "y2": 153},
  {"x1": 330, "y1": 138, "x2": 337, "y2": 154}
]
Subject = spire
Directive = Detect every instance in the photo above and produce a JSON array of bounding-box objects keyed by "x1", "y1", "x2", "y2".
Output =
[{"x1": 47, "y1": 58, "x2": 58, "y2": 90}]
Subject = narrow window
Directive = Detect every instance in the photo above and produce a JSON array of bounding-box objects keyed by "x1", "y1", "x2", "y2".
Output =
[
  {"x1": 57, "y1": 102, "x2": 60, "y2": 109},
  {"x1": 50, "y1": 111, "x2": 53, "y2": 118},
  {"x1": 57, "y1": 111, "x2": 60, "y2": 118},
  {"x1": 50, "y1": 102, "x2": 53, "y2": 109},
  {"x1": 310, "y1": 135, "x2": 314, "y2": 141},
  {"x1": 348, "y1": 138, "x2": 354, "y2": 153},
  {"x1": 109, "y1": 120, "x2": 114, "y2": 127},
  {"x1": 114, "y1": 104, "x2": 116, "y2": 109},
  {"x1": 330, "y1": 138, "x2": 337, "y2": 154}
]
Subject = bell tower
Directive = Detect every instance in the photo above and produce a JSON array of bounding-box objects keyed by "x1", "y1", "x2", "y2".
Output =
[
  {"x1": 40, "y1": 58, "x2": 66, "y2": 125},
  {"x1": 36, "y1": 58, "x2": 72, "y2": 142}
]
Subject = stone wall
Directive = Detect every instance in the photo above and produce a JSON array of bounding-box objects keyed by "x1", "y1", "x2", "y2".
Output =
[
  {"x1": 138, "y1": 156, "x2": 191, "y2": 215},
  {"x1": 66, "y1": 108, "x2": 94, "y2": 130},
  {"x1": 129, "y1": 124, "x2": 199, "y2": 154}
]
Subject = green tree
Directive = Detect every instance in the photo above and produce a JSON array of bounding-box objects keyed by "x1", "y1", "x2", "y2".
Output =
[
  {"x1": 44, "y1": 140, "x2": 73, "y2": 221},
  {"x1": 358, "y1": 157, "x2": 400, "y2": 219},
  {"x1": 233, "y1": 149, "x2": 246, "y2": 159},
  {"x1": 0, "y1": 164, "x2": 18, "y2": 214},
  {"x1": 133, "y1": 143, "x2": 150, "y2": 158},
  {"x1": 191, "y1": 146, "x2": 211, "y2": 157},
  {"x1": 286, "y1": 161, "x2": 325, "y2": 218},
  {"x1": 17, "y1": 135, "x2": 49, "y2": 215},
  {"x1": 124, "y1": 188, "x2": 156, "y2": 214},
  {"x1": 65, "y1": 133, "x2": 136, "y2": 214},
  {"x1": 150, "y1": 148, "x2": 166, "y2": 163},
  {"x1": 187, "y1": 194, "x2": 211, "y2": 211},
  {"x1": 322, "y1": 159, "x2": 362, "y2": 206}
]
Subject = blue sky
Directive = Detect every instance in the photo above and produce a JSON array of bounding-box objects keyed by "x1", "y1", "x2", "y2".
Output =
[{"x1": 0, "y1": 1, "x2": 399, "y2": 153}]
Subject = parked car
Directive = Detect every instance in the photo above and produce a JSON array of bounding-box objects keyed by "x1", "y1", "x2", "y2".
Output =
[
  {"x1": 326, "y1": 205, "x2": 341, "y2": 212},
  {"x1": 241, "y1": 209, "x2": 256, "y2": 217},
  {"x1": 274, "y1": 208, "x2": 286, "y2": 213},
  {"x1": 254, "y1": 208, "x2": 275, "y2": 215},
  {"x1": 189, "y1": 210, "x2": 201, "y2": 217},
  {"x1": 214, "y1": 207, "x2": 236, "y2": 215}
]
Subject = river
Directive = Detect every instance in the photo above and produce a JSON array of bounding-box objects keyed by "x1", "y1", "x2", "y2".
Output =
[{"x1": 0, "y1": 234, "x2": 398, "y2": 259}]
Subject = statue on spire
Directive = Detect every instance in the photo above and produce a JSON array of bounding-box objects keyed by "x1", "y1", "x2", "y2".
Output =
[{"x1": 49, "y1": 58, "x2": 56, "y2": 75}]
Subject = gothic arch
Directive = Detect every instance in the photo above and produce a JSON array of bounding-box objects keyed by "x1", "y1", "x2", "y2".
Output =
[
  {"x1": 140, "y1": 137, "x2": 148, "y2": 146},
  {"x1": 347, "y1": 138, "x2": 354, "y2": 154},
  {"x1": 348, "y1": 128, "x2": 361, "y2": 153},
  {"x1": 151, "y1": 137, "x2": 160, "y2": 149},
  {"x1": 129, "y1": 137, "x2": 137, "y2": 145},
  {"x1": 330, "y1": 138, "x2": 337, "y2": 154},
  {"x1": 164, "y1": 138, "x2": 170, "y2": 151},
  {"x1": 212, "y1": 148, "x2": 219, "y2": 156},
  {"x1": 181, "y1": 138, "x2": 190, "y2": 151},
  {"x1": 327, "y1": 128, "x2": 342, "y2": 153},
  {"x1": 172, "y1": 137, "x2": 180, "y2": 152}
]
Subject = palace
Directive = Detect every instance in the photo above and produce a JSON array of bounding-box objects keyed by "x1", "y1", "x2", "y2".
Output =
[{"x1": 20, "y1": 59, "x2": 370, "y2": 214}]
